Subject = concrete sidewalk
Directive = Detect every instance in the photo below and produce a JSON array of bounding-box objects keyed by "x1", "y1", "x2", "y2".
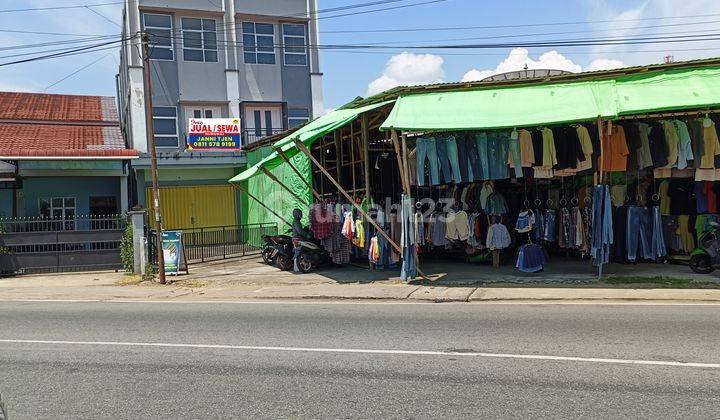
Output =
[{"x1": 2, "y1": 269, "x2": 720, "y2": 304}]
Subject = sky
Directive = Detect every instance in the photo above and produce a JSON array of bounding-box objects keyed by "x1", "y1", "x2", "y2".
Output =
[{"x1": 2, "y1": 0, "x2": 720, "y2": 112}]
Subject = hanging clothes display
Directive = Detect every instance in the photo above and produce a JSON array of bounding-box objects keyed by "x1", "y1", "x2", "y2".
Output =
[
  {"x1": 516, "y1": 243, "x2": 548, "y2": 273},
  {"x1": 591, "y1": 185, "x2": 613, "y2": 266}
]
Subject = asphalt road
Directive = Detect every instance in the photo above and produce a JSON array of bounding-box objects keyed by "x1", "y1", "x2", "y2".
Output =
[{"x1": 1, "y1": 301, "x2": 719, "y2": 419}]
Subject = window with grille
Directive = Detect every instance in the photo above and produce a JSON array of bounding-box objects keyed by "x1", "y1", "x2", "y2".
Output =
[
  {"x1": 142, "y1": 13, "x2": 173, "y2": 60},
  {"x1": 242, "y1": 22, "x2": 275, "y2": 65},
  {"x1": 282, "y1": 23, "x2": 307, "y2": 66},
  {"x1": 182, "y1": 18, "x2": 218, "y2": 62}
]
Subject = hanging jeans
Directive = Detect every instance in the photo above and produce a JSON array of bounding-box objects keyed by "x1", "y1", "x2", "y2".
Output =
[
  {"x1": 650, "y1": 205, "x2": 667, "y2": 259},
  {"x1": 466, "y1": 133, "x2": 482, "y2": 181},
  {"x1": 508, "y1": 136, "x2": 523, "y2": 178},
  {"x1": 435, "y1": 136, "x2": 453, "y2": 184},
  {"x1": 416, "y1": 136, "x2": 439, "y2": 186},
  {"x1": 626, "y1": 206, "x2": 652, "y2": 261},
  {"x1": 400, "y1": 194, "x2": 417, "y2": 281},
  {"x1": 476, "y1": 133, "x2": 491, "y2": 180},
  {"x1": 543, "y1": 210, "x2": 557, "y2": 242},
  {"x1": 591, "y1": 185, "x2": 613, "y2": 266},
  {"x1": 444, "y1": 135, "x2": 462, "y2": 183},
  {"x1": 455, "y1": 134, "x2": 470, "y2": 182}
]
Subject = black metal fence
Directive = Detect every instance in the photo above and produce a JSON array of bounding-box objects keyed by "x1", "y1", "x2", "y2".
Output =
[
  {"x1": 0, "y1": 215, "x2": 126, "y2": 275},
  {"x1": 148, "y1": 223, "x2": 277, "y2": 265}
]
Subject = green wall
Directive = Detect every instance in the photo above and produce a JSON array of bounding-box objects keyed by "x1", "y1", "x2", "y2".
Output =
[{"x1": 244, "y1": 147, "x2": 312, "y2": 230}]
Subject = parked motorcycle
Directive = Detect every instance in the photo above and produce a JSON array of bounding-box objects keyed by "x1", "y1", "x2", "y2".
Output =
[
  {"x1": 689, "y1": 222, "x2": 720, "y2": 274},
  {"x1": 260, "y1": 233, "x2": 293, "y2": 268},
  {"x1": 293, "y1": 237, "x2": 331, "y2": 273}
]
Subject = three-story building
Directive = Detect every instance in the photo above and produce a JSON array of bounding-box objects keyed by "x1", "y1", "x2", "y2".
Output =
[{"x1": 117, "y1": 0, "x2": 323, "y2": 229}]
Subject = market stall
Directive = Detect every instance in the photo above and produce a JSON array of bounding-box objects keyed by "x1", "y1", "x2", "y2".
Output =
[{"x1": 231, "y1": 59, "x2": 720, "y2": 282}]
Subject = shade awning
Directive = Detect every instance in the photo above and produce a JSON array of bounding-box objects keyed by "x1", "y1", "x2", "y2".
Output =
[
  {"x1": 381, "y1": 65, "x2": 720, "y2": 132},
  {"x1": 230, "y1": 100, "x2": 393, "y2": 183},
  {"x1": 615, "y1": 66, "x2": 720, "y2": 115},
  {"x1": 380, "y1": 80, "x2": 618, "y2": 131}
]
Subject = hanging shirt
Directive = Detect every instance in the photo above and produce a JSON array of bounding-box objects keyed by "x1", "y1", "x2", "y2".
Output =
[
  {"x1": 648, "y1": 122, "x2": 669, "y2": 168},
  {"x1": 674, "y1": 119, "x2": 694, "y2": 170},
  {"x1": 552, "y1": 126, "x2": 585, "y2": 170},
  {"x1": 352, "y1": 219, "x2": 365, "y2": 248},
  {"x1": 486, "y1": 223, "x2": 511, "y2": 250},
  {"x1": 600, "y1": 124, "x2": 630, "y2": 172},
  {"x1": 687, "y1": 118, "x2": 705, "y2": 167},
  {"x1": 658, "y1": 180, "x2": 671, "y2": 216},
  {"x1": 531, "y1": 129, "x2": 544, "y2": 165},
  {"x1": 661, "y1": 120, "x2": 680, "y2": 168},
  {"x1": 575, "y1": 125, "x2": 594, "y2": 172},
  {"x1": 479, "y1": 182, "x2": 494, "y2": 211},
  {"x1": 541, "y1": 128, "x2": 557, "y2": 167},
  {"x1": 700, "y1": 119, "x2": 720, "y2": 169},
  {"x1": 486, "y1": 192, "x2": 509, "y2": 216},
  {"x1": 519, "y1": 129, "x2": 535, "y2": 167},
  {"x1": 635, "y1": 122, "x2": 654, "y2": 169}
]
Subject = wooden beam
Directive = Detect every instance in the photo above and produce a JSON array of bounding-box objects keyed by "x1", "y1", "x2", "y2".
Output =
[
  {"x1": 274, "y1": 147, "x2": 322, "y2": 201},
  {"x1": 391, "y1": 130, "x2": 410, "y2": 194},
  {"x1": 361, "y1": 113, "x2": 372, "y2": 202},
  {"x1": 260, "y1": 167, "x2": 309, "y2": 206},
  {"x1": 334, "y1": 128, "x2": 342, "y2": 201},
  {"x1": 293, "y1": 138, "x2": 402, "y2": 254},
  {"x1": 231, "y1": 183, "x2": 292, "y2": 228}
]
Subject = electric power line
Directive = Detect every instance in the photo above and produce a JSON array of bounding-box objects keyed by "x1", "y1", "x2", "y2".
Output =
[
  {"x1": 85, "y1": 5, "x2": 122, "y2": 28},
  {"x1": 0, "y1": 1, "x2": 123, "y2": 13},
  {"x1": 43, "y1": 52, "x2": 113, "y2": 91},
  {"x1": 322, "y1": 11, "x2": 720, "y2": 34},
  {"x1": 0, "y1": 36, "x2": 133, "y2": 67}
]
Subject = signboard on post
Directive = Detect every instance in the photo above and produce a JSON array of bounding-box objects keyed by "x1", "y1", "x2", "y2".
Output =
[
  {"x1": 161, "y1": 230, "x2": 186, "y2": 275},
  {"x1": 187, "y1": 118, "x2": 241, "y2": 150}
]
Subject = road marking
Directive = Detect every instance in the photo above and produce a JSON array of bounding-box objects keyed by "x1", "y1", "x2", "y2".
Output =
[
  {"x1": 1, "y1": 299, "x2": 720, "y2": 306},
  {"x1": 0, "y1": 339, "x2": 718, "y2": 369}
]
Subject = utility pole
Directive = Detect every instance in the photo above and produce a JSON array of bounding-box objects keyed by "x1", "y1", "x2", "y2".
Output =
[{"x1": 141, "y1": 32, "x2": 166, "y2": 284}]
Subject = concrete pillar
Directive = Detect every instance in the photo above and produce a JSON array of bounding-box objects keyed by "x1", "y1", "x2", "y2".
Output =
[
  {"x1": 128, "y1": 210, "x2": 147, "y2": 274},
  {"x1": 120, "y1": 175, "x2": 129, "y2": 213}
]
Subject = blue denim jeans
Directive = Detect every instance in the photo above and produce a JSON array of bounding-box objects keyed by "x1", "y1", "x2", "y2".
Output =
[
  {"x1": 416, "y1": 136, "x2": 439, "y2": 186},
  {"x1": 508, "y1": 135, "x2": 523, "y2": 178},
  {"x1": 650, "y1": 205, "x2": 667, "y2": 260},
  {"x1": 475, "y1": 133, "x2": 490, "y2": 180},
  {"x1": 435, "y1": 135, "x2": 453, "y2": 184},
  {"x1": 591, "y1": 185, "x2": 613, "y2": 266},
  {"x1": 626, "y1": 206, "x2": 652, "y2": 261},
  {"x1": 400, "y1": 194, "x2": 417, "y2": 281},
  {"x1": 455, "y1": 134, "x2": 470, "y2": 182},
  {"x1": 444, "y1": 135, "x2": 462, "y2": 183},
  {"x1": 487, "y1": 131, "x2": 510, "y2": 180},
  {"x1": 465, "y1": 132, "x2": 481, "y2": 181},
  {"x1": 543, "y1": 210, "x2": 557, "y2": 242}
]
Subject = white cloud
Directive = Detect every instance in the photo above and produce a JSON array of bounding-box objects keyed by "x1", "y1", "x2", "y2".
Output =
[
  {"x1": 586, "y1": 58, "x2": 626, "y2": 72},
  {"x1": 366, "y1": 52, "x2": 445, "y2": 96},
  {"x1": 461, "y1": 48, "x2": 593, "y2": 82},
  {"x1": 585, "y1": 0, "x2": 720, "y2": 65}
]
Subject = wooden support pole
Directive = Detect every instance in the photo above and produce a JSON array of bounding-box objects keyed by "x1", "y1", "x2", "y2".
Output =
[
  {"x1": 231, "y1": 183, "x2": 293, "y2": 228},
  {"x1": 361, "y1": 113, "x2": 371, "y2": 201},
  {"x1": 350, "y1": 120, "x2": 357, "y2": 195},
  {"x1": 334, "y1": 129, "x2": 342, "y2": 201},
  {"x1": 260, "y1": 167, "x2": 310, "y2": 206},
  {"x1": 391, "y1": 130, "x2": 410, "y2": 193},
  {"x1": 274, "y1": 147, "x2": 322, "y2": 201},
  {"x1": 293, "y1": 138, "x2": 402, "y2": 254}
]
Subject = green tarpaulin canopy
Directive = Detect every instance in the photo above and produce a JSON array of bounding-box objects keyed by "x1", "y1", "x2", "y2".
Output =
[
  {"x1": 381, "y1": 80, "x2": 617, "y2": 131},
  {"x1": 230, "y1": 100, "x2": 393, "y2": 183},
  {"x1": 615, "y1": 66, "x2": 720, "y2": 115},
  {"x1": 380, "y1": 65, "x2": 720, "y2": 131}
]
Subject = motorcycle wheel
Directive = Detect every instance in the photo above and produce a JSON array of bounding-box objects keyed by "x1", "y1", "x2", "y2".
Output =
[
  {"x1": 261, "y1": 247, "x2": 274, "y2": 264},
  {"x1": 297, "y1": 253, "x2": 314, "y2": 273},
  {"x1": 689, "y1": 254, "x2": 715, "y2": 274},
  {"x1": 276, "y1": 255, "x2": 293, "y2": 271}
]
